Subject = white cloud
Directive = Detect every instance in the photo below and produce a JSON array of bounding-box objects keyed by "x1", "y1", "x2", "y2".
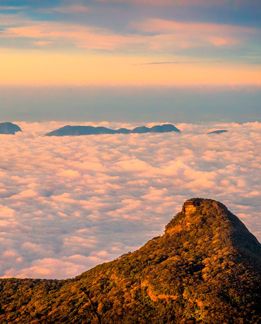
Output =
[{"x1": 0, "y1": 121, "x2": 260, "y2": 279}]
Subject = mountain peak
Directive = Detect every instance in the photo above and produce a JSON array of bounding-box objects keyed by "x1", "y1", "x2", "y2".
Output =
[
  {"x1": 166, "y1": 198, "x2": 245, "y2": 232},
  {"x1": 0, "y1": 198, "x2": 260, "y2": 322},
  {"x1": 181, "y1": 198, "x2": 228, "y2": 220},
  {"x1": 165, "y1": 198, "x2": 229, "y2": 233},
  {"x1": 165, "y1": 198, "x2": 261, "y2": 269},
  {"x1": 0, "y1": 122, "x2": 22, "y2": 134}
]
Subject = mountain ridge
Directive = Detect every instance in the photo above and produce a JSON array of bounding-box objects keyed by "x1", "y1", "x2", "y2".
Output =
[
  {"x1": 0, "y1": 198, "x2": 260, "y2": 323},
  {"x1": 45, "y1": 124, "x2": 181, "y2": 136},
  {"x1": 207, "y1": 130, "x2": 228, "y2": 135}
]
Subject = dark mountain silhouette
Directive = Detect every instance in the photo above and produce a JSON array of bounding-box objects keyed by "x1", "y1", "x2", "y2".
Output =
[
  {"x1": 131, "y1": 126, "x2": 152, "y2": 133},
  {"x1": 208, "y1": 129, "x2": 228, "y2": 135},
  {"x1": 0, "y1": 198, "x2": 260, "y2": 323},
  {"x1": 116, "y1": 127, "x2": 130, "y2": 134},
  {"x1": 45, "y1": 124, "x2": 181, "y2": 136},
  {"x1": 0, "y1": 122, "x2": 22, "y2": 134}
]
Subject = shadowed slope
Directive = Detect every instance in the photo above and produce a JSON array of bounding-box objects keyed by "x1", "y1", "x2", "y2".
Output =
[{"x1": 0, "y1": 198, "x2": 260, "y2": 323}]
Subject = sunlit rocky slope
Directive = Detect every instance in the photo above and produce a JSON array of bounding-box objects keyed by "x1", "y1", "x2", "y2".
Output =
[{"x1": 0, "y1": 198, "x2": 260, "y2": 323}]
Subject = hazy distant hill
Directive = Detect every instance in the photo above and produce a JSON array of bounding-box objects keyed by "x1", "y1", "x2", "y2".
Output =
[
  {"x1": 0, "y1": 198, "x2": 260, "y2": 323},
  {"x1": 45, "y1": 124, "x2": 181, "y2": 136},
  {"x1": 208, "y1": 129, "x2": 228, "y2": 135},
  {"x1": 0, "y1": 122, "x2": 22, "y2": 134}
]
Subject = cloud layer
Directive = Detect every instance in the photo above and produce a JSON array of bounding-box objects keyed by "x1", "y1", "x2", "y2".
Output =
[{"x1": 0, "y1": 121, "x2": 260, "y2": 279}]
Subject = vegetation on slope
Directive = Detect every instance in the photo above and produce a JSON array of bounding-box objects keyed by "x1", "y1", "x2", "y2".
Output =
[{"x1": 0, "y1": 198, "x2": 260, "y2": 323}]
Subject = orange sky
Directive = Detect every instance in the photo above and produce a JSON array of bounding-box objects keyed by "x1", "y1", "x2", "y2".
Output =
[
  {"x1": 0, "y1": 1, "x2": 260, "y2": 86},
  {"x1": 1, "y1": 49, "x2": 260, "y2": 86}
]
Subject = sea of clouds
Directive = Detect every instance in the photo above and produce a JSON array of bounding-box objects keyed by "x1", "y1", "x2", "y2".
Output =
[{"x1": 0, "y1": 121, "x2": 260, "y2": 279}]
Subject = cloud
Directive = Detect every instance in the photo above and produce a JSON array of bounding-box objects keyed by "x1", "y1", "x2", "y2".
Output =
[
  {"x1": 134, "y1": 18, "x2": 252, "y2": 34},
  {"x1": 132, "y1": 18, "x2": 256, "y2": 49},
  {"x1": 1, "y1": 20, "x2": 145, "y2": 51},
  {"x1": 0, "y1": 121, "x2": 260, "y2": 279},
  {"x1": 1, "y1": 13, "x2": 255, "y2": 52}
]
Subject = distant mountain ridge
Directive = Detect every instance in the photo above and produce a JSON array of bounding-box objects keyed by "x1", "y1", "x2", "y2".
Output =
[
  {"x1": 0, "y1": 123, "x2": 233, "y2": 136},
  {"x1": 0, "y1": 122, "x2": 22, "y2": 134},
  {"x1": 208, "y1": 129, "x2": 228, "y2": 135},
  {"x1": 45, "y1": 124, "x2": 181, "y2": 136},
  {"x1": 0, "y1": 198, "x2": 260, "y2": 323}
]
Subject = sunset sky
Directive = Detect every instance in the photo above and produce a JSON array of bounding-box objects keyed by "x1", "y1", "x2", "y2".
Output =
[
  {"x1": 0, "y1": 0, "x2": 260, "y2": 120},
  {"x1": 1, "y1": 0, "x2": 261, "y2": 86}
]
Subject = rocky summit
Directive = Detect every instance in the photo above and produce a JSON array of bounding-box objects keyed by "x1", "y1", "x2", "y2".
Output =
[{"x1": 0, "y1": 198, "x2": 260, "y2": 323}]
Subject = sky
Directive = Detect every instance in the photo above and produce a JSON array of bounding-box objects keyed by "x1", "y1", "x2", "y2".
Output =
[
  {"x1": 0, "y1": 0, "x2": 260, "y2": 121},
  {"x1": 0, "y1": 121, "x2": 260, "y2": 279},
  {"x1": 0, "y1": 0, "x2": 261, "y2": 87},
  {"x1": 0, "y1": 86, "x2": 261, "y2": 122}
]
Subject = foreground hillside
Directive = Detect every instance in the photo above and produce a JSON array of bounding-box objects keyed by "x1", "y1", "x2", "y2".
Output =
[{"x1": 0, "y1": 198, "x2": 260, "y2": 323}]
